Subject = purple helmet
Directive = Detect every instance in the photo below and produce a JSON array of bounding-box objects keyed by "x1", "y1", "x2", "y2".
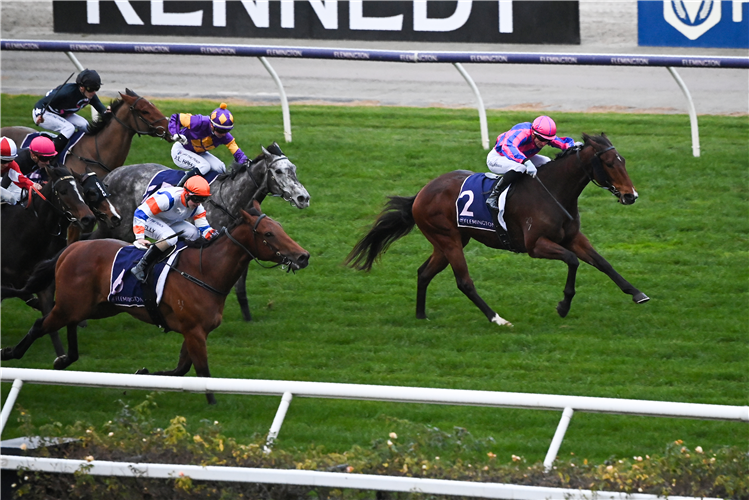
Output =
[
  {"x1": 531, "y1": 116, "x2": 557, "y2": 140},
  {"x1": 210, "y1": 103, "x2": 234, "y2": 130}
]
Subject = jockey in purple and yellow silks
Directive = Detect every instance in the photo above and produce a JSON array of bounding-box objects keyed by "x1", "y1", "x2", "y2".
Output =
[
  {"x1": 130, "y1": 176, "x2": 218, "y2": 283},
  {"x1": 486, "y1": 116, "x2": 577, "y2": 211},
  {"x1": 167, "y1": 103, "x2": 249, "y2": 187}
]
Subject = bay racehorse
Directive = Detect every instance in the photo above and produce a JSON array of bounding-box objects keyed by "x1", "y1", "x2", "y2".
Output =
[
  {"x1": 2, "y1": 164, "x2": 96, "y2": 356},
  {"x1": 347, "y1": 133, "x2": 649, "y2": 326},
  {"x1": 92, "y1": 142, "x2": 310, "y2": 321},
  {"x1": 2, "y1": 203, "x2": 310, "y2": 404}
]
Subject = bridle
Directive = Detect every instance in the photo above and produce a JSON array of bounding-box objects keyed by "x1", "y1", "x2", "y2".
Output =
[
  {"x1": 79, "y1": 171, "x2": 113, "y2": 221},
  {"x1": 111, "y1": 96, "x2": 168, "y2": 139},
  {"x1": 30, "y1": 174, "x2": 87, "y2": 235},
  {"x1": 577, "y1": 143, "x2": 621, "y2": 198}
]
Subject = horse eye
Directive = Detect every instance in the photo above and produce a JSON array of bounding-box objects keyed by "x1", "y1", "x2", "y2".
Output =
[{"x1": 264, "y1": 231, "x2": 273, "y2": 238}]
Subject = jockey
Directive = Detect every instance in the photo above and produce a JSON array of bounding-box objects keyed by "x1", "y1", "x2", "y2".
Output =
[
  {"x1": 485, "y1": 116, "x2": 576, "y2": 211},
  {"x1": 1, "y1": 137, "x2": 42, "y2": 205},
  {"x1": 130, "y1": 176, "x2": 219, "y2": 283},
  {"x1": 13, "y1": 136, "x2": 59, "y2": 185},
  {"x1": 168, "y1": 103, "x2": 249, "y2": 187},
  {"x1": 32, "y1": 69, "x2": 107, "y2": 155}
]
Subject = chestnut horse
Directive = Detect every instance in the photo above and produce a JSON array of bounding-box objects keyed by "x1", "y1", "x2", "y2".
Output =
[
  {"x1": 2, "y1": 204, "x2": 310, "y2": 404},
  {"x1": 347, "y1": 133, "x2": 649, "y2": 326}
]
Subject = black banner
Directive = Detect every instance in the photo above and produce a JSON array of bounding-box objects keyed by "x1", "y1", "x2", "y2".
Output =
[{"x1": 53, "y1": 1, "x2": 579, "y2": 45}]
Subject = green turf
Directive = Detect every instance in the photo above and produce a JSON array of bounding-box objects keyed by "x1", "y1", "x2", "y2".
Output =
[{"x1": 1, "y1": 93, "x2": 747, "y2": 465}]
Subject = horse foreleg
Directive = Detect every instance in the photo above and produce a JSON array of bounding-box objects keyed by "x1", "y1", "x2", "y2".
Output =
[
  {"x1": 140, "y1": 341, "x2": 193, "y2": 377},
  {"x1": 234, "y1": 269, "x2": 252, "y2": 322},
  {"x1": 183, "y1": 331, "x2": 216, "y2": 405},
  {"x1": 53, "y1": 324, "x2": 79, "y2": 370},
  {"x1": 569, "y1": 233, "x2": 649, "y2": 304},
  {"x1": 527, "y1": 237, "x2": 581, "y2": 317}
]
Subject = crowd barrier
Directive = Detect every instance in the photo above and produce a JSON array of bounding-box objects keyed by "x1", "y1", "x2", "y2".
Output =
[
  {"x1": 1, "y1": 367, "x2": 747, "y2": 498},
  {"x1": 3, "y1": 39, "x2": 748, "y2": 156}
]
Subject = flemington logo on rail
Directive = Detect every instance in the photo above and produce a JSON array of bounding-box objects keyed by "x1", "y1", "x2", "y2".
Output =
[
  {"x1": 539, "y1": 56, "x2": 577, "y2": 64},
  {"x1": 134, "y1": 45, "x2": 170, "y2": 53},
  {"x1": 69, "y1": 43, "x2": 105, "y2": 51},
  {"x1": 53, "y1": 1, "x2": 580, "y2": 45},
  {"x1": 638, "y1": 0, "x2": 749, "y2": 49},
  {"x1": 5, "y1": 42, "x2": 40, "y2": 49},
  {"x1": 610, "y1": 57, "x2": 650, "y2": 65},
  {"x1": 199, "y1": 47, "x2": 237, "y2": 55},
  {"x1": 333, "y1": 51, "x2": 370, "y2": 60}
]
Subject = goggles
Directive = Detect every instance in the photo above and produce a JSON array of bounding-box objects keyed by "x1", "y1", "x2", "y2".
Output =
[
  {"x1": 34, "y1": 153, "x2": 56, "y2": 162},
  {"x1": 84, "y1": 86, "x2": 100, "y2": 93},
  {"x1": 188, "y1": 195, "x2": 209, "y2": 204},
  {"x1": 534, "y1": 134, "x2": 551, "y2": 143}
]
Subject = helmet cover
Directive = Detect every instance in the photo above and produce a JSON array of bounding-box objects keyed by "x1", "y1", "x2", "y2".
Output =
[
  {"x1": 184, "y1": 176, "x2": 211, "y2": 197},
  {"x1": 210, "y1": 103, "x2": 234, "y2": 130},
  {"x1": 531, "y1": 115, "x2": 557, "y2": 140},
  {"x1": 29, "y1": 136, "x2": 57, "y2": 156},
  {"x1": 0, "y1": 137, "x2": 18, "y2": 161}
]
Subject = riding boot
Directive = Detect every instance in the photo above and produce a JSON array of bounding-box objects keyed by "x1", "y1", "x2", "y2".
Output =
[
  {"x1": 486, "y1": 170, "x2": 522, "y2": 211},
  {"x1": 176, "y1": 167, "x2": 201, "y2": 187},
  {"x1": 130, "y1": 245, "x2": 165, "y2": 283},
  {"x1": 52, "y1": 134, "x2": 70, "y2": 162}
]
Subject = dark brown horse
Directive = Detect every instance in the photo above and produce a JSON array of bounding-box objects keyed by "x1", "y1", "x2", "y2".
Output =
[
  {"x1": 2, "y1": 164, "x2": 96, "y2": 355},
  {"x1": 347, "y1": 133, "x2": 649, "y2": 326},
  {"x1": 2, "y1": 203, "x2": 310, "y2": 404}
]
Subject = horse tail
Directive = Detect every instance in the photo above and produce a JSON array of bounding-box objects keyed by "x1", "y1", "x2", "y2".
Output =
[
  {"x1": 3, "y1": 248, "x2": 64, "y2": 299},
  {"x1": 346, "y1": 195, "x2": 416, "y2": 271}
]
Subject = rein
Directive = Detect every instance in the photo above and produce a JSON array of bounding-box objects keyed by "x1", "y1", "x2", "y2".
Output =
[
  {"x1": 29, "y1": 175, "x2": 82, "y2": 236},
  {"x1": 577, "y1": 144, "x2": 620, "y2": 196}
]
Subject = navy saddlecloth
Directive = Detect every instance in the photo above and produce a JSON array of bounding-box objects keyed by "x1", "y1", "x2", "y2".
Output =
[
  {"x1": 142, "y1": 169, "x2": 220, "y2": 202},
  {"x1": 21, "y1": 130, "x2": 84, "y2": 166},
  {"x1": 108, "y1": 243, "x2": 186, "y2": 307},
  {"x1": 456, "y1": 173, "x2": 496, "y2": 232}
]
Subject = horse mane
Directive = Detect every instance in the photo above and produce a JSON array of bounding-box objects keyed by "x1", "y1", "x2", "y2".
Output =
[
  {"x1": 552, "y1": 133, "x2": 611, "y2": 160},
  {"x1": 86, "y1": 89, "x2": 141, "y2": 136}
]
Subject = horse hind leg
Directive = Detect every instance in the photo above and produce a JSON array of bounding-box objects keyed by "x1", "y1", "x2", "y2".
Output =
[
  {"x1": 416, "y1": 252, "x2": 449, "y2": 319},
  {"x1": 38, "y1": 284, "x2": 66, "y2": 357},
  {"x1": 53, "y1": 324, "x2": 80, "y2": 370},
  {"x1": 138, "y1": 341, "x2": 193, "y2": 377},
  {"x1": 1, "y1": 314, "x2": 60, "y2": 361}
]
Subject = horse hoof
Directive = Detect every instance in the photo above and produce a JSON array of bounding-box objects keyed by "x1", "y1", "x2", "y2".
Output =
[
  {"x1": 206, "y1": 393, "x2": 217, "y2": 405},
  {"x1": 556, "y1": 302, "x2": 570, "y2": 318},
  {"x1": 490, "y1": 314, "x2": 513, "y2": 327},
  {"x1": 633, "y1": 292, "x2": 650, "y2": 304},
  {"x1": 1, "y1": 347, "x2": 14, "y2": 361},
  {"x1": 53, "y1": 355, "x2": 68, "y2": 370},
  {"x1": 135, "y1": 368, "x2": 150, "y2": 375}
]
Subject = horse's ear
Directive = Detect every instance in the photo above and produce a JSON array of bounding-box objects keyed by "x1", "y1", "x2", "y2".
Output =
[
  {"x1": 239, "y1": 209, "x2": 252, "y2": 223},
  {"x1": 125, "y1": 88, "x2": 139, "y2": 97},
  {"x1": 582, "y1": 132, "x2": 591, "y2": 144},
  {"x1": 261, "y1": 145, "x2": 270, "y2": 156},
  {"x1": 251, "y1": 199, "x2": 261, "y2": 212}
]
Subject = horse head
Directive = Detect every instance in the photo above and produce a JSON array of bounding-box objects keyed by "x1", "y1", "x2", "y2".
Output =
[
  {"x1": 235, "y1": 202, "x2": 310, "y2": 271},
  {"x1": 73, "y1": 169, "x2": 122, "y2": 228},
  {"x1": 582, "y1": 133, "x2": 638, "y2": 205},
  {"x1": 44, "y1": 165, "x2": 96, "y2": 232},
  {"x1": 260, "y1": 143, "x2": 311, "y2": 209},
  {"x1": 117, "y1": 89, "x2": 170, "y2": 140}
]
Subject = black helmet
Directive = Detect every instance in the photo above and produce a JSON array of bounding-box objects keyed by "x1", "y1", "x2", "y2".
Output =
[{"x1": 76, "y1": 69, "x2": 101, "y2": 91}]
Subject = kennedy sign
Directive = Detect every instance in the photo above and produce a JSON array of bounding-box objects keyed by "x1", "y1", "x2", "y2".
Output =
[
  {"x1": 638, "y1": 0, "x2": 749, "y2": 48},
  {"x1": 53, "y1": 1, "x2": 580, "y2": 44}
]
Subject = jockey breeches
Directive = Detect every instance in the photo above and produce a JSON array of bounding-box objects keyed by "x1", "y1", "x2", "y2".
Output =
[
  {"x1": 142, "y1": 218, "x2": 201, "y2": 247},
  {"x1": 486, "y1": 149, "x2": 550, "y2": 175},
  {"x1": 1, "y1": 185, "x2": 22, "y2": 204},
  {"x1": 171, "y1": 143, "x2": 227, "y2": 176},
  {"x1": 32, "y1": 109, "x2": 89, "y2": 139}
]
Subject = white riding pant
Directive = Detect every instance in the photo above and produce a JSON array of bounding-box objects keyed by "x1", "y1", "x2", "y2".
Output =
[
  {"x1": 1, "y1": 185, "x2": 22, "y2": 204},
  {"x1": 171, "y1": 143, "x2": 226, "y2": 176},
  {"x1": 32, "y1": 109, "x2": 89, "y2": 139},
  {"x1": 486, "y1": 148, "x2": 550, "y2": 175},
  {"x1": 142, "y1": 218, "x2": 201, "y2": 247}
]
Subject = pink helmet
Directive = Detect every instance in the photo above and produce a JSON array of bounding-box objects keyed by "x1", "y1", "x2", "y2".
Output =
[
  {"x1": 29, "y1": 136, "x2": 57, "y2": 156},
  {"x1": 0, "y1": 137, "x2": 18, "y2": 161},
  {"x1": 531, "y1": 116, "x2": 557, "y2": 140}
]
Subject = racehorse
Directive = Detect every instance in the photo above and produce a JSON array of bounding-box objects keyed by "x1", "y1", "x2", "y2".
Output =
[
  {"x1": 346, "y1": 133, "x2": 649, "y2": 326},
  {"x1": 2, "y1": 203, "x2": 310, "y2": 404},
  {"x1": 2, "y1": 164, "x2": 96, "y2": 356},
  {"x1": 92, "y1": 142, "x2": 310, "y2": 321}
]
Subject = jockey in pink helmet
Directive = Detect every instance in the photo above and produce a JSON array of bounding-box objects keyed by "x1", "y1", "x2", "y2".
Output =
[
  {"x1": 485, "y1": 115, "x2": 578, "y2": 211},
  {"x1": 1, "y1": 137, "x2": 42, "y2": 205},
  {"x1": 167, "y1": 102, "x2": 250, "y2": 187}
]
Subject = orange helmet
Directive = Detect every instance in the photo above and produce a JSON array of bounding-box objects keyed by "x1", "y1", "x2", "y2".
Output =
[{"x1": 184, "y1": 176, "x2": 210, "y2": 198}]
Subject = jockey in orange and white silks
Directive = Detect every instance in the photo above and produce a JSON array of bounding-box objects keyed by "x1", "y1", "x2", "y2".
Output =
[
  {"x1": 485, "y1": 116, "x2": 578, "y2": 212},
  {"x1": 130, "y1": 176, "x2": 218, "y2": 282},
  {"x1": 167, "y1": 102, "x2": 250, "y2": 187}
]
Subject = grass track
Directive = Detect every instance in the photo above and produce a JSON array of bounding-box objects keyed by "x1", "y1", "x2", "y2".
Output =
[{"x1": 1, "y1": 94, "x2": 747, "y2": 464}]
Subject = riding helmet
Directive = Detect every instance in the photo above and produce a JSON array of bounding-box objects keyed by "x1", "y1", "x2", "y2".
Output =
[
  {"x1": 76, "y1": 69, "x2": 101, "y2": 91},
  {"x1": 210, "y1": 103, "x2": 234, "y2": 130},
  {"x1": 29, "y1": 136, "x2": 58, "y2": 156},
  {"x1": 184, "y1": 176, "x2": 211, "y2": 197},
  {"x1": 0, "y1": 137, "x2": 18, "y2": 161},
  {"x1": 531, "y1": 115, "x2": 557, "y2": 140}
]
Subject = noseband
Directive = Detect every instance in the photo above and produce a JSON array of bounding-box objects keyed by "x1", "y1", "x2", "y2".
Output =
[
  {"x1": 226, "y1": 213, "x2": 298, "y2": 271},
  {"x1": 80, "y1": 172, "x2": 112, "y2": 219},
  {"x1": 113, "y1": 96, "x2": 168, "y2": 138}
]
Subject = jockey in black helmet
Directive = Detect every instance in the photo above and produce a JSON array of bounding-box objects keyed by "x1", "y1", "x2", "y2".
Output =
[{"x1": 33, "y1": 69, "x2": 108, "y2": 157}]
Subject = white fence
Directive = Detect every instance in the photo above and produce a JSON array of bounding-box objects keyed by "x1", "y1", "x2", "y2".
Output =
[{"x1": 1, "y1": 368, "x2": 746, "y2": 499}]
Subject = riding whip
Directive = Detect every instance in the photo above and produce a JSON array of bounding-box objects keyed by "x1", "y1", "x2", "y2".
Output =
[
  {"x1": 37, "y1": 72, "x2": 75, "y2": 123},
  {"x1": 534, "y1": 176, "x2": 574, "y2": 221}
]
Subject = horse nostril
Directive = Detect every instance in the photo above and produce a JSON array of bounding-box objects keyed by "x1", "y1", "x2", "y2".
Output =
[
  {"x1": 297, "y1": 253, "x2": 310, "y2": 269},
  {"x1": 297, "y1": 195, "x2": 310, "y2": 206},
  {"x1": 622, "y1": 193, "x2": 636, "y2": 205}
]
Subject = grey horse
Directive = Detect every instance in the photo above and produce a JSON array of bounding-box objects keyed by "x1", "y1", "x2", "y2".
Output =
[{"x1": 92, "y1": 142, "x2": 310, "y2": 321}]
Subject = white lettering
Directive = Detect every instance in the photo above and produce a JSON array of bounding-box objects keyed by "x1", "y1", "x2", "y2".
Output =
[
  {"x1": 310, "y1": 0, "x2": 338, "y2": 29},
  {"x1": 498, "y1": 0, "x2": 513, "y2": 33},
  {"x1": 413, "y1": 0, "x2": 471, "y2": 32},
  {"x1": 134, "y1": 45, "x2": 170, "y2": 53},
  {"x1": 399, "y1": 54, "x2": 417, "y2": 62},
  {"x1": 682, "y1": 58, "x2": 721, "y2": 66},
  {"x1": 86, "y1": 0, "x2": 144, "y2": 25},
  {"x1": 610, "y1": 57, "x2": 649, "y2": 65},
  {"x1": 333, "y1": 51, "x2": 370, "y2": 59},
  {"x1": 539, "y1": 56, "x2": 578, "y2": 64},
  {"x1": 200, "y1": 47, "x2": 237, "y2": 55},
  {"x1": 6, "y1": 42, "x2": 40, "y2": 49},
  {"x1": 350, "y1": 0, "x2": 403, "y2": 31},
  {"x1": 151, "y1": 0, "x2": 203, "y2": 27},
  {"x1": 213, "y1": 0, "x2": 226, "y2": 27},
  {"x1": 469, "y1": 54, "x2": 508, "y2": 62},
  {"x1": 266, "y1": 49, "x2": 303, "y2": 57},
  {"x1": 733, "y1": 0, "x2": 748, "y2": 22},
  {"x1": 417, "y1": 54, "x2": 438, "y2": 61},
  {"x1": 70, "y1": 44, "x2": 106, "y2": 51},
  {"x1": 240, "y1": 0, "x2": 269, "y2": 28},
  {"x1": 281, "y1": 0, "x2": 294, "y2": 28}
]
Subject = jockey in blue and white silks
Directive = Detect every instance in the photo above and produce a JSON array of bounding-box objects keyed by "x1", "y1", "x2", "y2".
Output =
[
  {"x1": 485, "y1": 116, "x2": 576, "y2": 212},
  {"x1": 130, "y1": 176, "x2": 218, "y2": 282}
]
